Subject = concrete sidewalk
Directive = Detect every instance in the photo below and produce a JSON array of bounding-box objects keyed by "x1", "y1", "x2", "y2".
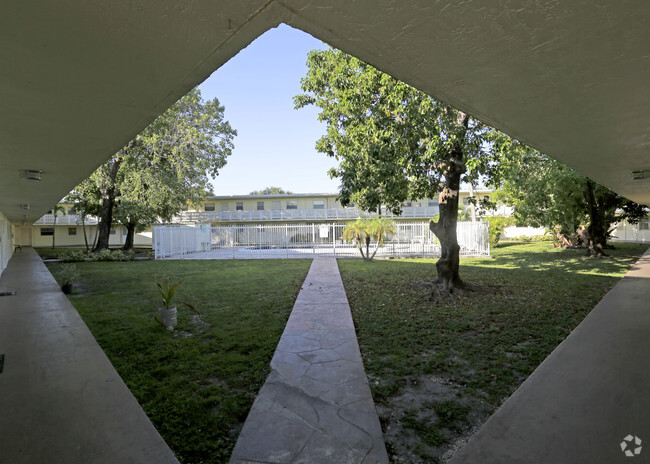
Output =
[
  {"x1": 0, "y1": 248, "x2": 178, "y2": 464},
  {"x1": 451, "y1": 248, "x2": 650, "y2": 463},
  {"x1": 230, "y1": 257, "x2": 388, "y2": 463}
]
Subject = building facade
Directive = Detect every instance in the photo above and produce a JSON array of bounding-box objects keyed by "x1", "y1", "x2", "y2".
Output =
[
  {"x1": 175, "y1": 191, "x2": 502, "y2": 226},
  {"x1": 14, "y1": 203, "x2": 152, "y2": 248}
]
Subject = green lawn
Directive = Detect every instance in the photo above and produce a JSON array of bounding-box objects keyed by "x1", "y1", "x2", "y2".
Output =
[
  {"x1": 46, "y1": 242, "x2": 648, "y2": 463},
  {"x1": 47, "y1": 259, "x2": 311, "y2": 464},
  {"x1": 338, "y1": 242, "x2": 648, "y2": 462}
]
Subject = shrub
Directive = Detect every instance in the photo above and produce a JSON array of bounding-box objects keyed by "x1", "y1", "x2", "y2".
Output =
[
  {"x1": 89, "y1": 249, "x2": 114, "y2": 262},
  {"x1": 512, "y1": 234, "x2": 553, "y2": 242},
  {"x1": 483, "y1": 216, "x2": 516, "y2": 249},
  {"x1": 58, "y1": 249, "x2": 86, "y2": 262},
  {"x1": 111, "y1": 250, "x2": 135, "y2": 261},
  {"x1": 89, "y1": 249, "x2": 136, "y2": 262},
  {"x1": 56, "y1": 263, "x2": 80, "y2": 286}
]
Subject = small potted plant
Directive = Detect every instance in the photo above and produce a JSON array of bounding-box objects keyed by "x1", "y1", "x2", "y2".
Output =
[
  {"x1": 58, "y1": 263, "x2": 80, "y2": 294},
  {"x1": 156, "y1": 276, "x2": 180, "y2": 331}
]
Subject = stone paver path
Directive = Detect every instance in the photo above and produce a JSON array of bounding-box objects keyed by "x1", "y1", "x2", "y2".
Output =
[{"x1": 230, "y1": 257, "x2": 388, "y2": 463}]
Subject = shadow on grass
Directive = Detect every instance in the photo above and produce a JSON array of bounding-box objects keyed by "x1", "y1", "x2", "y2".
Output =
[{"x1": 338, "y1": 241, "x2": 648, "y2": 462}]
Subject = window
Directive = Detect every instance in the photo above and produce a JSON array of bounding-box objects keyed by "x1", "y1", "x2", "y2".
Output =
[
  {"x1": 640, "y1": 220, "x2": 649, "y2": 230},
  {"x1": 68, "y1": 206, "x2": 77, "y2": 214},
  {"x1": 286, "y1": 201, "x2": 298, "y2": 210},
  {"x1": 68, "y1": 227, "x2": 77, "y2": 236},
  {"x1": 236, "y1": 202, "x2": 244, "y2": 211},
  {"x1": 403, "y1": 201, "x2": 412, "y2": 207},
  {"x1": 220, "y1": 202, "x2": 229, "y2": 211},
  {"x1": 110, "y1": 228, "x2": 116, "y2": 235},
  {"x1": 428, "y1": 199, "x2": 439, "y2": 207},
  {"x1": 257, "y1": 201, "x2": 264, "y2": 210},
  {"x1": 313, "y1": 200, "x2": 325, "y2": 209},
  {"x1": 204, "y1": 203, "x2": 215, "y2": 212},
  {"x1": 272, "y1": 201, "x2": 281, "y2": 210},
  {"x1": 40, "y1": 227, "x2": 54, "y2": 236}
]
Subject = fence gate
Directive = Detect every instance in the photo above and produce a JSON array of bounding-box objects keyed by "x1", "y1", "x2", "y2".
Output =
[{"x1": 154, "y1": 221, "x2": 489, "y2": 260}]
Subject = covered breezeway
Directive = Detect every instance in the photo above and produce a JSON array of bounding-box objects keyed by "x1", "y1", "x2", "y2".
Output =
[{"x1": 2, "y1": 2, "x2": 650, "y2": 463}]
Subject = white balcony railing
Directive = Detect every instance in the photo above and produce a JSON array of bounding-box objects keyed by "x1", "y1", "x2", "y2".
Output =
[
  {"x1": 174, "y1": 206, "x2": 440, "y2": 224},
  {"x1": 33, "y1": 214, "x2": 99, "y2": 225}
]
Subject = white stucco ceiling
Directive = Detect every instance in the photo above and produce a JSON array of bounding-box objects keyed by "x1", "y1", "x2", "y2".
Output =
[{"x1": 2, "y1": 1, "x2": 649, "y2": 223}]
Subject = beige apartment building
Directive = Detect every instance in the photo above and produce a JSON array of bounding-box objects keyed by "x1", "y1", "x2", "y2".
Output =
[{"x1": 15, "y1": 191, "x2": 501, "y2": 248}]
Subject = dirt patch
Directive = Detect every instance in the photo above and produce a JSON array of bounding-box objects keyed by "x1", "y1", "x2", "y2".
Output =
[{"x1": 377, "y1": 373, "x2": 492, "y2": 463}]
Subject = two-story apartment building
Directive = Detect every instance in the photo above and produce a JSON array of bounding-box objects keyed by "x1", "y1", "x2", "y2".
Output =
[
  {"x1": 176, "y1": 190, "x2": 501, "y2": 226},
  {"x1": 14, "y1": 203, "x2": 152, "y2": 248},
  {"x1": 16, "y1": 190, "x2": 506, "y2": 248}
]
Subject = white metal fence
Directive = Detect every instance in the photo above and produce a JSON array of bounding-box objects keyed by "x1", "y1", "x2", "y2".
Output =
[{"x1": 154, "y1": 221, "x2": 489, "y2": 260}]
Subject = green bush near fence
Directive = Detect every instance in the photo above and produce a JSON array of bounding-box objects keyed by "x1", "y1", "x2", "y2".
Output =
[{"x1": 483, "y1": 216, "x2": 516, "y2": 248}]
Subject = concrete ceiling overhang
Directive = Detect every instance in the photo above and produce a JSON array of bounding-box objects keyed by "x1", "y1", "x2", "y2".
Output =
[{"x1": 2, "y1": 1, "x2": 649, "y2": 223}]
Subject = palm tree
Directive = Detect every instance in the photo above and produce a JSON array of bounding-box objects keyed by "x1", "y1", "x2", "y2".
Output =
[
  {"x1": 365, "y1": 217, "x2": 397, "y2": 260},
  {"x1": 342, "y1": 219, "x2": 370, "y2": 260},
  {"x1": 51, "y1": 205, "x2": 66, "y2": 249},
  {"x1": 343, "y1": 217, "x2": 396, "y2": 261}
]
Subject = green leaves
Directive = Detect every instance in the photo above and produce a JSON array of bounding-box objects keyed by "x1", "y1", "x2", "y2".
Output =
[
  {"x1": 342, "y1": 218, "x2": 397, "y2": 261},
  {"x1": 488, "y1": 132, "x2": 647, "y2": 240},
  {"x1": 69, "y1": 88, "x2": 236, "y2": 235},
  {"x1": 157, "y1": 276, "x2": 181, "y2": 308},
  {"x1": 295, "y1": 49, "x2": 491, "y2": 215}
]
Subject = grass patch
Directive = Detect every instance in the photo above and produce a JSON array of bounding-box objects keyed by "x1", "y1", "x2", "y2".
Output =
[
  {"x1": 338, "y1": 241, "x2": 648, "y2": 462},
  {"x1": 47, "y1": 259, "x2": 311, "y2": 463}
]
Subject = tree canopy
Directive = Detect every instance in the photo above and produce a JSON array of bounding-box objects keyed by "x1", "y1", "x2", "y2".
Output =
[
  {"x1": 70, "y1": 88, "x2": 236, "y2": 250},
  {"x1": 249, "y1": 187, "x2": 293, "y2": 195},
  {"x1": 295, "y1": 49, "x2": 494, "y2": 298},
  {"x1": 489, "y1": 135, "x2": 646, "y2": 256}
]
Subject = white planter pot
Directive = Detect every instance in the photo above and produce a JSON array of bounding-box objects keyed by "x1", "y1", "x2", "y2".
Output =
[{"x1": 157, "y1": 306, "x2": 177, "y2": 331}]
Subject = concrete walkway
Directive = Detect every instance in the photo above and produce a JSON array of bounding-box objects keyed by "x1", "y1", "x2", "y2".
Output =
[
  {"x1": 0, "y1": 249, "x2": 178, "y2": 464},
  {"x1": 230, "y1": 258, "x2": 388, "y2": 463},
  {"x1": 451, "y1": 248, "x2": 650, "y2": 463}
]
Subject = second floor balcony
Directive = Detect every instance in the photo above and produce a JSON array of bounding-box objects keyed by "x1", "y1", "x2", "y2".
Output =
[
  {"x1": 33, "y1": 214, "x2": 99, "y2": 226},
  {"x1": 174, "y1": 206, "x2": 441, "y2": 224}
]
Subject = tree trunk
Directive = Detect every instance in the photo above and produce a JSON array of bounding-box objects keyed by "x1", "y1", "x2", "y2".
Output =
[
  {"x1": 82, "y1": 215, "x2": 89, "y2": 252},
  {"x1": 93, "y1": 157, "x2": 122, "y2": 251},
  {"x1": 122, "y1": 223, "x2": 136, "y2": 250},
  {"x1": 52, "y1": 215, "x2": 57, "y2": 248},
  {"x1": 584, "y1": 180, "x2": 607, "y2": 257},
  {"x1": 430, "y1": 165, "x2": 464, "y2": 292},
  {"x1": 428, "y1": 111, "x2": 470, "y2": 298}
]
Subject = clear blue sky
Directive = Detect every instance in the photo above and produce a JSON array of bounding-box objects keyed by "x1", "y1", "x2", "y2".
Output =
[{"x1": 198, "y1": 25, "x2": 339, "y2": 195}]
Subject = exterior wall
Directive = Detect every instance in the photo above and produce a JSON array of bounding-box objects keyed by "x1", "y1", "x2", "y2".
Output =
[
  {"x1": 502, "y1": 226, "x2": 547, "y2": 239},
  {"x1": 611, "y1": 218, "x2": 650, "y2": 243},
  {"x1": 29, "y1": 225, "x2": 153, "y2": 248},
  {"x1": 194, "y1": 192, "x2": 490, "y2": 214},
  {"x1": 198, "y1": 195, "x2": 342, "y2": 212},
  {"x1": 0, "y1": 210, "x2": 14, "y2": 277}
]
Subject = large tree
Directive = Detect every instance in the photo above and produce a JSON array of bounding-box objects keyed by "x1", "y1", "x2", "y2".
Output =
[
  {"x1": 249, "y1": 187, "x2": 293, "y2": 195},
  {"x1": 489, "y1": 135, "x2": 646, "y2": 257},
  {"x1": 295, "y1": 49, "x2": 492, "y2": 299},
  {"x1": 85, "y1": 88, "x2": 235, "y2": 250}
]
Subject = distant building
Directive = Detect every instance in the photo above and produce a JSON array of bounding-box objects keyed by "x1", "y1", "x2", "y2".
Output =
[
  {"x1": 15, "y1": 190, "x2": 514, "y2": 248},
  {"x1": 14, "y1": 202, "x2": 152, "y2": 248},
  {"x1": 175, "y1": 190, "x2": 505, "y2": 226}
]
